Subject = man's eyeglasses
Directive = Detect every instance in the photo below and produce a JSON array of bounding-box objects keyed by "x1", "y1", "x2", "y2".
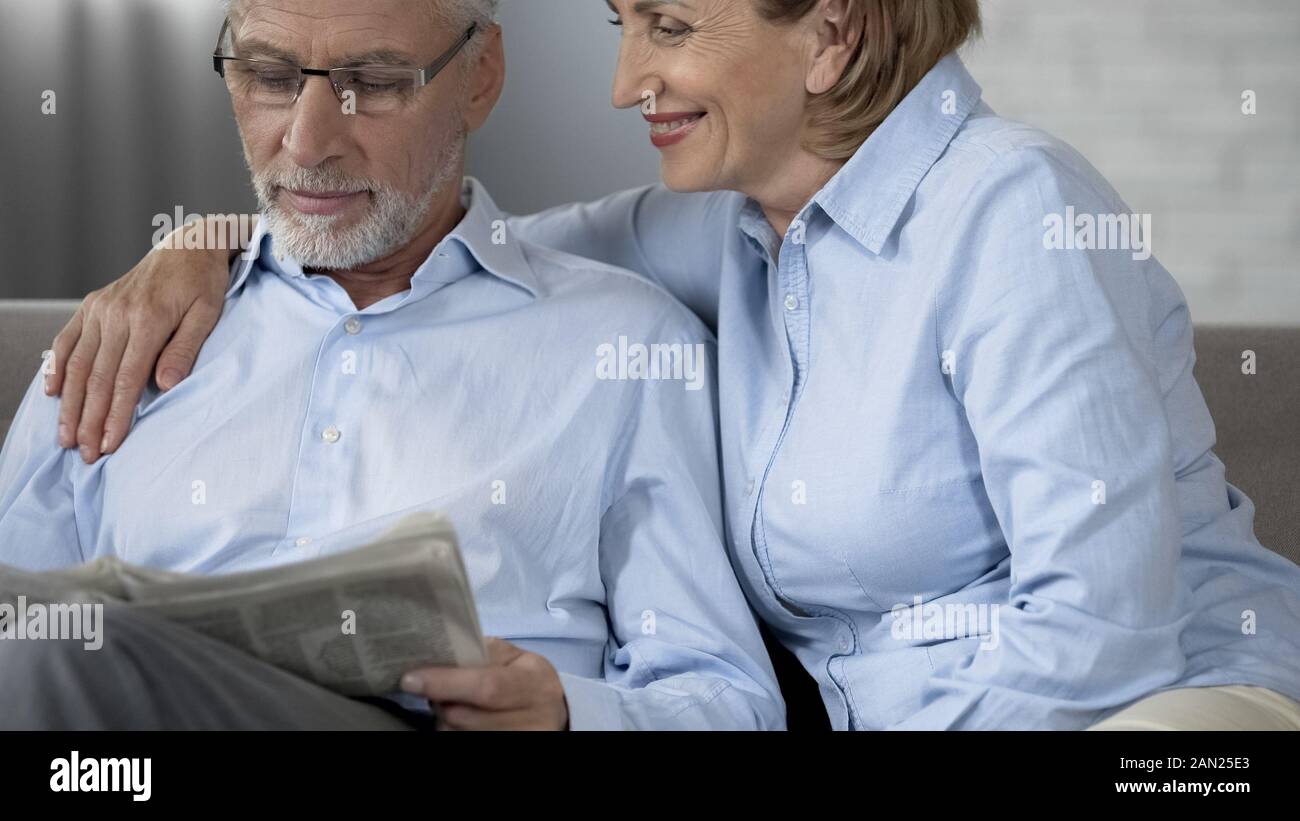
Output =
[{"x1": 211, "y1": 19, "x2": 478, "y2": 114}]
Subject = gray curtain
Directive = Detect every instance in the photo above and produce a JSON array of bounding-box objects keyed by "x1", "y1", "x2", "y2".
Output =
[{"x1": 0, "y1": 0, "x2": 256, "y2": 300}]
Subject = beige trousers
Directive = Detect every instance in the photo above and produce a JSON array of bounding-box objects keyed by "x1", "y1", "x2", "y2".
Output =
[{"x1": 1089, "y1": 685, "x2": 1300, "y2": 730}]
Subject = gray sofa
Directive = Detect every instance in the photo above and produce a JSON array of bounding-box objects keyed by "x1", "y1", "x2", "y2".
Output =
[{"x1": 1, "y1": 299, "x2": 1297, "y2": 564}]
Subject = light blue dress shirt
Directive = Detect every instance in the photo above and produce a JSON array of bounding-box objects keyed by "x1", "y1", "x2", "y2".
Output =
[
  {"x1": 0, "y1": 179, "x2": 784, "y2": 730},
  {"x1": 511, "y1": 53, "x2": 1300, "y2": 729}
]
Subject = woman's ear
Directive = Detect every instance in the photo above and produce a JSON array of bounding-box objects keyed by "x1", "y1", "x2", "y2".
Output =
[{"x1": 807, "y1": 0, "x2": 860, "y2": 95}]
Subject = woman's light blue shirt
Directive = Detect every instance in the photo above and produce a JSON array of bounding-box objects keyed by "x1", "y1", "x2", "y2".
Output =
[{"x1": 512, "y1": 53, "x2": 1300, "y2": 729}]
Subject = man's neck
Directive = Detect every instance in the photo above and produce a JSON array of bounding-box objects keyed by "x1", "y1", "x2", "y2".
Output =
[{"x1": 311, "y1": 187, "x2": 467, "y2": 311}]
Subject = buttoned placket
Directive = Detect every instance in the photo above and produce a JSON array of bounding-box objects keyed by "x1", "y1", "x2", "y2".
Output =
[
  {"x1": 742, "y1": 207, "x2": 861, "y2": 727},
  {"x1": 273, "y1": 247, "x2": 459, "y2": 555},
  {"x1": 277, "y1": 309, "x2": 366, "y2": 556}
]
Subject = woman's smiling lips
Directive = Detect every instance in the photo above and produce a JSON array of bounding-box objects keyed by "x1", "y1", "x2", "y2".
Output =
[
  {"x1": 645, "y1": 111, "x2": 706, "y2": 148},
  {"x1": 281, "y1": 189, "x2": 367, "y2": 217}
]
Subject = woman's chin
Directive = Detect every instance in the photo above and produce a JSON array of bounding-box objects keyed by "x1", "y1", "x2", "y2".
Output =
[{"x1": 658, "y1": 161, "x2": 720, "y2": 194}]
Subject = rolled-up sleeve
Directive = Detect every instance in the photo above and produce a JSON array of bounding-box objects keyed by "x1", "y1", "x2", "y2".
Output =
[{"x1": 898, "y1": 147, "x2": 1194, "y2": 729}]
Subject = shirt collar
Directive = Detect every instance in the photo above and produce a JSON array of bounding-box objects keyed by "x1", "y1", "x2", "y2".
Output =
[
  {"x1": 809, "y1": 52, "x2": 983, "y2": 255},
  {"x1": 227, "y1": 175, "x2": 542, "y2": 301},
  {"x1": 447, "y1": 177, "x2": 541, "y2": 298}
]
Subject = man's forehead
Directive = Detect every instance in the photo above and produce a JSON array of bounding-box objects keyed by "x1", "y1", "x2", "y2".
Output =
[{"x1": 234, "y1": 0, "x2": 440, "y2": 64}]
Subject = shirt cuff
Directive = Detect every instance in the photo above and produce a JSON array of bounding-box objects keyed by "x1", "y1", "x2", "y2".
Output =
[{"x1": 558, "y1": 673, "x2": 625, "y2": 731}]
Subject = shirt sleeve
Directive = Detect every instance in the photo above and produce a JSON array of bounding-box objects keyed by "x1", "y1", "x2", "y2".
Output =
[
  {"x1": 897, "y1": 146, "x2": 1194, "y2": 729},
  {"x1": 507, "y1": 185, "x2": 736, "y2": 331},
  {"x1": 559, "y1": 316, "x2": 785, "y2": 730},
  {"x1": 0, "y1": 368, "x2": 87, "y2": 570}
]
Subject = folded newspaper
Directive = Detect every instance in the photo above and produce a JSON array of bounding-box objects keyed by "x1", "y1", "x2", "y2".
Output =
[{"x1": 0, "y1": 513, "x2": 486, "y2": 696}]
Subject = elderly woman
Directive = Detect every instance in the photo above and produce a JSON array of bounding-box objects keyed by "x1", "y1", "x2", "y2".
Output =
[{"x1": 43, "y1": 0, "x2": 1300, "y2": 729}]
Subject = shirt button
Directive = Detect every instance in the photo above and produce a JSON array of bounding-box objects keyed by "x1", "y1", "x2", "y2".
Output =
[
  {"x1": 344, "y1": 318, "x2": 363, "y2": 335},
  {"x1": 295, "y1": 536, "x2": 312, "y2": 548},
  {"x1": 784, "y1": 294, "x2": 799, "y2": 311},
  {"x1": 745, "y1": 479, "x2": 756, "y2": 496},
  {"x1": 321, "y1": 425, "x2": 342, "y2": 444},
  {"x1": 837, "y1": 634, "x2": 851, "y2": 653}
]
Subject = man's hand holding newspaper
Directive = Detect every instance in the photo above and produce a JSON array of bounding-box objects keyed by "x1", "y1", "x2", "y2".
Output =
[{"x1": 0, "y1": 512, "x2": 569, "y2": 728}]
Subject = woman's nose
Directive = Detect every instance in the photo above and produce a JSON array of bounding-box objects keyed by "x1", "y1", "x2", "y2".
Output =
[{"x1": 611, "y1": 40, "x2": 662, "y2": 111}]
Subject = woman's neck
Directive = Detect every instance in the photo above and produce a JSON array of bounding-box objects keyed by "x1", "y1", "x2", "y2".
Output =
[{"x1": 753, "y1": 148, "x2": 847, "y2": 242}]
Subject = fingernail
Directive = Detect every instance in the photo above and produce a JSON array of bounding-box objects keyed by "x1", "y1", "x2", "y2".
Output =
[
  {"x1": 400, "y1": 674, "x2": 423, "y2": 693},
  {"x1": 79, "y1": 445, "x2": 94, "y2": 463},
  {"x1": 160, "y1": 369, "x2": 182, "y2": 390},
  {"x1": 100, "y1": 435, "x2": 112, "y2": 453},
  {"x1": 44, "y1": 378, "x2": 54, "y2": 396},
  {"x1": 58, "y1": 424, "x2": 71, "y2": 447}
]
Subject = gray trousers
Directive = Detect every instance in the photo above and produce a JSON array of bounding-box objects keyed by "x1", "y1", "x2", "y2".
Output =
[{"x1": 0, "y1": 603, "x2": 417, "y2": 730}]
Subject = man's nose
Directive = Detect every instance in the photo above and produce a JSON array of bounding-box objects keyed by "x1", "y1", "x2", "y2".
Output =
[{"x1": 282, "y1": 75, "x2": 350, "y2": 168}]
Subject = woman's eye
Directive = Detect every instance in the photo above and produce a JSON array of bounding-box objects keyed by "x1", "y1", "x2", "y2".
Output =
[
  {"x1": 652, "y1": 17, "x2": 691, "y2": 38},
  {"x1": 608, "y1": 17, "x2": 623, "y2": 27}
]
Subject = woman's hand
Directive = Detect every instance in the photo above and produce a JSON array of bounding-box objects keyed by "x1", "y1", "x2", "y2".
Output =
[{"x1": 47, "y1": 220, "x2": 240, "y2": 463}]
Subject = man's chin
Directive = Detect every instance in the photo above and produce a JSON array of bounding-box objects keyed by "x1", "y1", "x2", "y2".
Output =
[
  {"x1": 266, "y1": 221, "x2": 377, "y2": 271},
  {"x1": 275, "y1": 210, "x2": 349, "y2": 235}
]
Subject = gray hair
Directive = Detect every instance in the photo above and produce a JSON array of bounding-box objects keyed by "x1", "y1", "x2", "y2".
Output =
[
  {"x1": 223, "y1": 1, "x2": 498, "y2": 51},
  {"x1": 441, "y1": 0, "x2": 499, "y2": 28},
  {"x1": 440, "y1": 0, "x2": 498, "y2": 61}
]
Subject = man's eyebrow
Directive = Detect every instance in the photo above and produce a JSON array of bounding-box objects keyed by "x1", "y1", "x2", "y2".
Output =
[
  {"x1": 233, "y1": 38, "x2": 415, "y2": 68},
  {"x1": 233, "y1": 37, "x2": 302, "y2": 64},
  {"x1": 338, "y1": 49, "x2": 417, "y2": 68}
]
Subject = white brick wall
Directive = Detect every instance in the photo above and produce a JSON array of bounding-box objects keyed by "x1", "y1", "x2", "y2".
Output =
[{"x1": 962, "y1": 0, "x2": 1300, "y2": 324}]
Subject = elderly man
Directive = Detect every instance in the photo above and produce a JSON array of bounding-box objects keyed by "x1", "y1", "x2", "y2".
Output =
[{"x1": 0, "y1": 0, "x2": 783, "y2": 730}]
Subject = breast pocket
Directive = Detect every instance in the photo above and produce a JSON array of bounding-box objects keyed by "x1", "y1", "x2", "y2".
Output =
[{"x1": 839, "y1": 479, "x2": 1005, "y2": 612}]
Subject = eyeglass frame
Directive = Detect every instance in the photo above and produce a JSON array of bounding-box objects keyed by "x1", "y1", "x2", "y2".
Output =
[{"x1": 211, "y1": 18, "x2": 479, "y2": 109}]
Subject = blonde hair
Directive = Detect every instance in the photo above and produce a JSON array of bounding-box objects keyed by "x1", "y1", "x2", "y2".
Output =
[{"x1": 754, "y1": 0, "x2": 982, "y2": 159}]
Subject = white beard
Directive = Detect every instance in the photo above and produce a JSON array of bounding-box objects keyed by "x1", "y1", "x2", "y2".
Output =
[{"x1": 250, "y1": 133, "x2": 464, "y2": 271}]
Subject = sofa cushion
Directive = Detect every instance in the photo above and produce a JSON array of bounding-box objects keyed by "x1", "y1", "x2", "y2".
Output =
[
  {"x1": 0, "y1": 300, "x2": 78, "y2": 445},
  {"x1": 1191, "y1": 326, "x2": 1299, "y2": 564}
]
